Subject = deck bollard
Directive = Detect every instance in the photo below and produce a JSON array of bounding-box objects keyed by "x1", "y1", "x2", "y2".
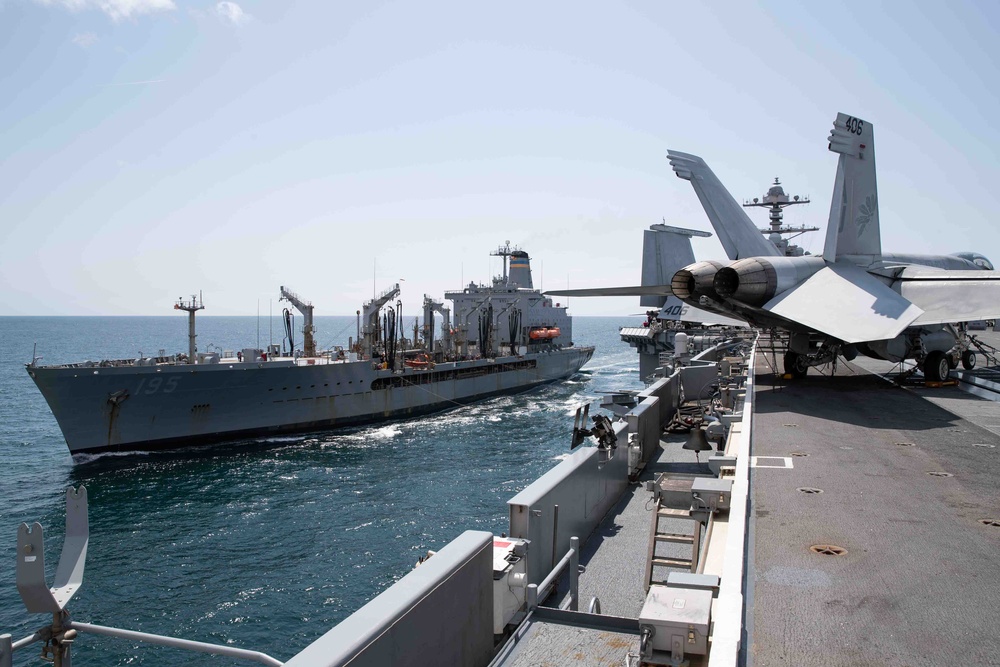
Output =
[{"x1": 526, "y1": 584, "x2": 538, "y2": 611}]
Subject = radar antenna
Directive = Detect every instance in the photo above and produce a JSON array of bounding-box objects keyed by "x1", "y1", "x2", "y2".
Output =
[
  {"x1": 743, "y1": 178, "x2": 818, "y2": 256},
  {"x1": 491, "y1": 240, "x2": 521, "y2": 284}
]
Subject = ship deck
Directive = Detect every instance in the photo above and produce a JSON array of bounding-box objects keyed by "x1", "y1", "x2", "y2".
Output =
[
  {"x1": 494, "y1": 334, "x2": 1000, "y2": 666},
  {"x1": 749, "y1": 351, "x2": 1000, "y2": 666}
]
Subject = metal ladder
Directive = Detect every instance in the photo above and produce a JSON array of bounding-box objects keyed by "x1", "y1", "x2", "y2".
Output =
[{"x1": 644, "y1": 503, "x2": 702, "y2": 592}]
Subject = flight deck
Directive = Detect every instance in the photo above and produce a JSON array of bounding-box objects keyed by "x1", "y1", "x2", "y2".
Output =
[{"x1": 749, "y1": 341, "x2": 1000, "y2": 666}]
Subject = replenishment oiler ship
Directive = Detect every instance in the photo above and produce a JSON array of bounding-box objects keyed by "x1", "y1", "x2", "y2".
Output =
[{"x1": 27, "y1": 244, "x2": 593, "y2": 456}]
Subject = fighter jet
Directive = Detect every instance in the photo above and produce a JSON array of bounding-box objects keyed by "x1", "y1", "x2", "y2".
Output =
[{"x1": 549, "y1": 112, "x2": 1000, "y2": 380}]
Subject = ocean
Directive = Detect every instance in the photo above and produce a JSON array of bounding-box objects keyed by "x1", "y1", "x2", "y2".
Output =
[{"x1": 0, "y1": 315, "x2": 644, "y2": 665}]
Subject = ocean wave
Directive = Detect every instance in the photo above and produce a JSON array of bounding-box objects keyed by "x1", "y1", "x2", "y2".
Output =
[{"x1": 72, "y1": 449, "x2": 148, "y2": 464}]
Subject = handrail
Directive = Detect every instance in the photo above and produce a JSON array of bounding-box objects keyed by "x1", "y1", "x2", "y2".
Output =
[
  {"x1": 707, "y1": 333, "x2": 758, "y2": 667},
  {"x1": 68, "y1": 622, "x2": 283, "y2": 667},
  {"x1": 525, "y1": 536, "x2": 580, "y2": 612}
]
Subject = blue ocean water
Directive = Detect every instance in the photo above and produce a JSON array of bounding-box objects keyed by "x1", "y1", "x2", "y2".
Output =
[{"x1": 0, "y1": 315, "x2": 642, "y2": 665}]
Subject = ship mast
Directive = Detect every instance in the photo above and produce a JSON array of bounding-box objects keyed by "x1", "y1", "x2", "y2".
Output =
[
  {"x1": 743, "y1": 178, "x2": 817, "y2": 256},
  {"x1": 491, "y1": 240, "x2": 518, "y2": 285},
  {"x1": 174, "y1": 293, "x2": 204, "y2": 364}
]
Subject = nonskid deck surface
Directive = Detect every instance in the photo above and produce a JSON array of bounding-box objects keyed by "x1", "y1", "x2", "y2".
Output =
[{"x1": 749, "y1": 358, "x2": 1000, "y2": 666}]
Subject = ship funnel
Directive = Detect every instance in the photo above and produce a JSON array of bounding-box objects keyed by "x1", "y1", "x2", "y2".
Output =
[{"x1": 509, "y1": 250, "x2": 533, "y2": 288}]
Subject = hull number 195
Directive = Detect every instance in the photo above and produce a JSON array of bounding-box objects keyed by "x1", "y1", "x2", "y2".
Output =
[{"x1": 136, "y1": 376, "x2": 179, "y2": 395}]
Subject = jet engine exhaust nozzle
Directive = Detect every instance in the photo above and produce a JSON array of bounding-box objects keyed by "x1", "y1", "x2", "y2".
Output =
[
  {"x1": 672, "y1": 260, "x2": 726, "y2": 302},
  {"x1": 714, "y1": 259, "x2": 778, "y2": 305}
]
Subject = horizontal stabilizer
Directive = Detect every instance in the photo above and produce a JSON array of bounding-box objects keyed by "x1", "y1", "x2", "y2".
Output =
[
  {"x1": 545, "y1": 285, "x2": 672, "y2": 298},
  {"x1": 667, "y1": 151, "x2": 780, "y2": 260},
  {"x1": 764, "y1": 263, "x2": 922, "y2": 343}
]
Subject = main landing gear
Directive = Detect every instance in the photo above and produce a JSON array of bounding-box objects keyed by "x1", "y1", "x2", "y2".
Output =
[
  {"x1": 923, "y1": 350, "x2": 976, "y2": 382},
  {"x1": 783, "y1": 351, "x2": 809, "y2": 379},
  {"x1": 922, "y1": 351, "x2": 951, "y2": 382}
]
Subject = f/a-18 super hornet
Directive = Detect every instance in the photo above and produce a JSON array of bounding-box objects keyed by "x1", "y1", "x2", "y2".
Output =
[{"x1": 550, "y1": 112, "x2": 1000, "y2": 380}]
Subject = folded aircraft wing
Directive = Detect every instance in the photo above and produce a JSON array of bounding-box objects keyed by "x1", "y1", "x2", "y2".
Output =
[
  {"x1": 545, "y1": 285, "x2": 673, "y2": 298},
  {"x1": 889, "y1": 267, "x2": 1000, "y2": 325},
  {"x1": 763, "y1": 263, "x2": 923, "y2": 343}
]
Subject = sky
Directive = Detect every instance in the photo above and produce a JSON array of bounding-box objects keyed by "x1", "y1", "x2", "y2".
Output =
[{"x1": 1, "y1": 0, "x2": 999, "y2": 316}]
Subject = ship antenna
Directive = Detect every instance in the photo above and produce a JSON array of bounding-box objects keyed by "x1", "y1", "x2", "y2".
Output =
[
  {"x1": 743, "y1": 177, "x2": 817, "y2": 256},
  {"x1": 490, "y1": 240, "x2": 517, "y2": 285}
]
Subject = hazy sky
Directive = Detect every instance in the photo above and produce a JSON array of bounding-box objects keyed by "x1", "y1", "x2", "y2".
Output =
[{"x1": 2, "y1": 1, "x2": 998, "y2": 316}]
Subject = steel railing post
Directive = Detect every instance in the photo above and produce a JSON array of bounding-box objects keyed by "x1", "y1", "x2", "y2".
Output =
[
  {"x1": 569, "y1": 537, "x2": 579, "y2": 612},
  {"x1": 1, "y1": 634, "x2": 12, "y2": 667}
]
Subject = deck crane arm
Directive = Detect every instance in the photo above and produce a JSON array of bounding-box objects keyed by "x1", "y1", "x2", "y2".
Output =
[
  {"x1": 422, "y1": 295, "x2": 452, "y2": 352},
  {"x1": 279, "y1": 286, "x2": 316, "y2": 357},
  {"x1": 361, "y1": 283, "x2": 401, "y2": 358},
  {"x1": 363, "y1": 283, "x2": 401, "y2": 333}
]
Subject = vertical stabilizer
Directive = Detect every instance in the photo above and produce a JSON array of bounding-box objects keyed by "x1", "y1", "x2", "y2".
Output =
[
  {"x1": 639, "y1": 224, "x2": 709, "y2": 307},
  {"x1": 667, "y1": 151, "x2": 781, "y2": 260},
  {"x1": 824, "y1": 113, "x2": 880, "y2": 261}
]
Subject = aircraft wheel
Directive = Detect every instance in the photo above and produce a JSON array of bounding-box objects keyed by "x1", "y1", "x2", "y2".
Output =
[
  {"x1": 947, "y1": 354, "x2": 958, "y2": 370},
  {"x1": 784, "y1": 351, "x2": 808, "y2": 379},
  {"x1": 962, "y1": 351, "x2": 977, "y2": 370},
  {"x1": 924, "y1": 351, "x2": 950, "y2": 382}
]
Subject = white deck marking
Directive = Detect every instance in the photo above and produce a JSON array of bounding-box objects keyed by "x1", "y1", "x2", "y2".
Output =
[{"x1": 751, "y1": 456, "x2": 794, "y2": 469}]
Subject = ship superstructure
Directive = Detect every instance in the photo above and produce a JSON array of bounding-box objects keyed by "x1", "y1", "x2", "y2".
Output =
[{"x1": 27, "y1": 245, "x2": 593, "y2": 456}]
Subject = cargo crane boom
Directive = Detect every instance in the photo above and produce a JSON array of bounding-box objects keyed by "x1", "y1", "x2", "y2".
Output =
[
  {"x1": 361, "y1": 283, "x2": 401, "y2": 358},
  {"x1": 422, "y1": 295, "x2": 452, "y2": 354},
  {"x1": 279, "y1": 286, "x2": 316, "y2": 357}
]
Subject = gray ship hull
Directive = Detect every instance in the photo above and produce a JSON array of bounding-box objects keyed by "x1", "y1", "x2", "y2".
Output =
[{"x1": 28, "y1": 347, "x2": 594, "y2": 455}]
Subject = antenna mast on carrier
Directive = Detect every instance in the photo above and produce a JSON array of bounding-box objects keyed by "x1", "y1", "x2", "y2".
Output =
[{"x1": 743, "y1": 178, "x2": 817, "y2": 256}]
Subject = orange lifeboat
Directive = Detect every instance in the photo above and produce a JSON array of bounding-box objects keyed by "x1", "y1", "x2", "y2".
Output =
[
  {"x1": 529, "y1": 328, "x2": 549, "y2": 340},
  {"x1": 404, "y1": 353, "x2": 431, "y2": 369},
  {"x1": 546, "y1": 327, "x2": 561, "y2": 339}
]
